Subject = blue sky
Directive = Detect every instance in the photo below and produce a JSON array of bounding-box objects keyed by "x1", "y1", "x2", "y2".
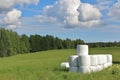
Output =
[{"x1": 0, "y1": 0, "x2": 120, "y2": 42}]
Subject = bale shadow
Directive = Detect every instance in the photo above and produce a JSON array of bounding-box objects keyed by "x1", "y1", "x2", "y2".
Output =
[
  {"x1": 113, "y1": 61, "x2": 120, "y2": 64},
  {"x1": 53, "y1": 67, "x2": 69, "y2": 72}
]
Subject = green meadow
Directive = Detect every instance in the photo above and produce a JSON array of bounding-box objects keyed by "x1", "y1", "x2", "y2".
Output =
[{"x1": 0, "y1": 47, "x2": 120, "y2": 80}]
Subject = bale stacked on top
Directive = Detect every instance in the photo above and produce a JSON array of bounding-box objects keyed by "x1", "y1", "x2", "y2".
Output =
[{"x1": 61, "y1": 45, "x2": 112, "y2": 73}]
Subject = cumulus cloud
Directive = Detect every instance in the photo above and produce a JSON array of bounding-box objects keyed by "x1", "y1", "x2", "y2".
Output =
[
  {"x1": 78, "y1": 3, "x2": 102, "y2": 22},
  {"x1": 3, "y1": 9, "x2": 22, "y2": 25},
  {"x1": 43, "y1": 0, "x2": 80, "y2": 26},
  {"x1": 36, "y1": 0, "x2": 102, "y2": 28},
  {"x1": 0, "y1": 0, "x2": 40, "y2": 29},
  {"x1": 0, "y1": 9, "x2": 22, "y2": 29}
]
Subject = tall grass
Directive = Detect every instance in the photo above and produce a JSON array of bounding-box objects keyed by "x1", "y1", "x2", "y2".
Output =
[{"x1": 0, "y1": 47, "x2": 119, "y2": 80}]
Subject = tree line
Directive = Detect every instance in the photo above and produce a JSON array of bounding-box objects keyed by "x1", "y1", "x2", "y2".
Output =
[
  {"x1": 0, "y1": 28, "x2": 84, "y2": 57},
  {"x1": 1, "y1": 28, "x2": 119, "y2": 57},
  {"x1": 87, "y1": 42, "x2": 120, "y2": 48}
]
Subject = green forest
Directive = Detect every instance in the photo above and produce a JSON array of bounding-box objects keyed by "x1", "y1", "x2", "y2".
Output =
[
  {"x1": 0, "y1": 28, "x2": 120, "y2": 57},
  {"x1": 0, "y1": 28, "x2": 84, "y2": 57}
]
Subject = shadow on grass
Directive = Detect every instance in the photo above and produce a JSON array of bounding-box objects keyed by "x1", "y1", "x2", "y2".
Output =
[
  {"x1": 53, "y1": 67, "x2": 69, "y2": 72},
  {"x1": 113, "y1": 61, "x2": 120, "y2": 64}
]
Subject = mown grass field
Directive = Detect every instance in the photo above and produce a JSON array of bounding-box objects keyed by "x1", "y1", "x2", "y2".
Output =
[{"x1": 0, "y1": 47, "x2": 120, "y2": 80}]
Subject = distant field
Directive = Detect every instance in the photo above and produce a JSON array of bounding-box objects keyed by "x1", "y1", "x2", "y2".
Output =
[{"x1": 0, "y1": 47, "x2": 120, "y2": 80}]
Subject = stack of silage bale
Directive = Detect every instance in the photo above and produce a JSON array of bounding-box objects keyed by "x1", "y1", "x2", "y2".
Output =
[
  {"x1": 77, "y1": 45, "x2": 91, "y2": 73},
  {"x1": 61, "y1": 45, "x2": 112, "y2": 73}
]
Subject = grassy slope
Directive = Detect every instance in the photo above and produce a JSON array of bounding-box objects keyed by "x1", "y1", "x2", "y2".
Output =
[{"x1": 0, "y1": 47, "x2": 120, "y2": 80}]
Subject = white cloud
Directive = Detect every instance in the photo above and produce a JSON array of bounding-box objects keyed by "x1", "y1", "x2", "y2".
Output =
[
  {"x1": 0, "y1": 0, "x2": 40, "y2": 29},
  {"x1": 3, "y1": 9, "x2": 22, "y2": 25},
  {"x1": 0, "y1": 0, "x2": 39, "y2": 10},
  {"x1": 35, "y1": 15, "x2": 57, "y2": 23},
  {"x1": 78, "y1": 3, "x2": 102, "y2": 22},
  {"x1": 0, "y1": 9, "x2": 22, "y2": 29},
  {"x1": 96, "y1": 0, "x2": 113, "y2": 10},
  {"x1": 16, "y1": 0, "x2": 39, "y2": 5},
  {"x1": 0, "y1": 0, "x2": 13, "y2": 9},
  {"x1": 6, "y1": 25, "x2": 19, "y2": 30},
  {"x1": 108, "y1": 0, "x2": 120, "y2": 19},
  {"x1": 36, "y1": 0, "x2": 102, "y2": 28},
  {"x1": 111, "y1": 0, "x2": 120, "y2": 8},
  {"x1": 43, "y1": 0, "x2": 80, "y2": 26}
]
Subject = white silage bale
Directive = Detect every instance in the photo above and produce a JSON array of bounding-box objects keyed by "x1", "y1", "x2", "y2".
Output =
[
  {"x1": 79, "y1": 66, "x2": 91, "y2": 73},
  {"x1": 90, "y1": 55, "x2": 98, "y2": 66},
  {"x1": 107, "y1": 55, "x2": 112, "y2": 63},
  {"x1": 104, "y1": 55, "x2": 108, "y2": 63},
  {"x1": 69, "y1": 55, "x2": 78, "y2": 67},
  {"x1": 102, "y1": 55, "x2": 106, "y2": 64},
  {"x1": 102, "y1": 55, "x2": 108, "y2": 64},
  {"x1": 78, "y1": 55, "x2": 90, "y2": 66},
  {"x1": 90, "y1": 66, "x2": 98, "y2": 72},
  {"x1": 110, "y1": 62, "x2": 112, "y2": 66},
  {"x1": 97, "y1": 65, "x2": 104, "y2": 71},
  {"x1": 69, "y1": 67, "x2": 78, "y2": 72},
  {"x1": 77, "y1": 45, "x2": 88, "y2": 56},
  {"x1": 97, "y1": 55, "x2": 104, "y2": 65},
  {"x1": 103, "y1": 63, "x2": 109, "y2": 68},
  {"x1": 107, "y1": 62, "x2": 112, "y2": 67},
  {"x1": 60, "y1": 62, "x2": 69, "y2": 68}
]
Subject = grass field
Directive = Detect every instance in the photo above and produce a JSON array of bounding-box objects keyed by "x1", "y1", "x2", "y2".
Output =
[{"x1": 0, "y1": 47, "x2": 120, "y2": 80}]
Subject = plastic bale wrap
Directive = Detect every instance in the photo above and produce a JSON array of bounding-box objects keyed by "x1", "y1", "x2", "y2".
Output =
[
  {"x1": 69, "y1": 55, "x2": 78, "y2": 67},
  {"x1": 97, "y1": 55, "x2": 104, "y2": 65},
  {"x1": 107, "y1": 62, "x2": 112, "y2": 67},
  {"x1": 105, "y1": 55, "x2": 108, "y2": 63},
  {"x1": 79, "y1": 66, "x2": 91, "y2": 73},
  {"x1": 109, "y1": 62, "x2": 112, "y2": 66},
  {"x1": 77, "y1": 45, "x2": 88, "y2": 56},
  {"x1": 103, "y1": 63, "x2": 109, "y2": 68},
  {"x1": 107, "y1": 55, "x2": 112, "y2": 63},
  {"x1": 90, "y1": 55, "x2": 98, "y2": 66},
  {"x1": 90, "y1": 66, "x2": 98, "y2": 72},
  {"x1": 96, "y1": 65, "x2": 104, "y2": 71},
  {"x1": 78, "y1": 55, "x2": 90, "y2": 66},
  {"x1": 60, "y1": 62, "x2": 69, "y2": 68},
  {"x1": 102, "y1": 55, "x2": 107, "y2": 64},
  {"x1": 69, "y1": 67, "x2": 78, "y2": 72},
  {"x1": 101, "y1": 55, "x2": 106, "y2": 64}
]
